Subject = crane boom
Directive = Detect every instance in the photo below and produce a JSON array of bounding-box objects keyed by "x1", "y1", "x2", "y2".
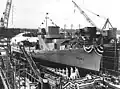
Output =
[
  {"x1": 72, "y1": 0, "x2": 96, "y2": 27},
  {"x1": 3, "y1": 0, "x2": 12, "y2": 28}
]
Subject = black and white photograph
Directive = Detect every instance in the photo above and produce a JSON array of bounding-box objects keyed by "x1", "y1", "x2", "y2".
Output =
[{"x1": 0, "y1": 0, "x2": 120, "y2": 89}]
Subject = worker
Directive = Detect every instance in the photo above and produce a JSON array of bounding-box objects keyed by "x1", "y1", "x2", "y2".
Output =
[
  {"x1": 35, "y1": 40, "x2": 40, "y2": 50},
  {"x1": 40, "y1": 73, "x2": 51, "y2": 89}
]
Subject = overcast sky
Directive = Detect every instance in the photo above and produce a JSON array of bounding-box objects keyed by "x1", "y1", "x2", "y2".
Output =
[{"x1": 0, "y1": 0, "x2": 120, "y2": 29}]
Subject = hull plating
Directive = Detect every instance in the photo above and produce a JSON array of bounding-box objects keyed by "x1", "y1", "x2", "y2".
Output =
[{"x1": 32, "y1": 48, "x2": 102, "y2": 71}]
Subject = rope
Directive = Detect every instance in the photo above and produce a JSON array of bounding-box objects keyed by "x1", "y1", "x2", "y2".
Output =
[{"x1": 40, "y1": 16, "x2": 58, "y2": 27}]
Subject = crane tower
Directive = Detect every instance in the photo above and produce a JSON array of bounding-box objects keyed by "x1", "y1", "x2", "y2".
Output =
[
  {"x1": 1, "y1": 0, "x2": 12, "y2": 28},
  {"x1": 72, "y1": 0, "x2": 96, "y2": 27}
]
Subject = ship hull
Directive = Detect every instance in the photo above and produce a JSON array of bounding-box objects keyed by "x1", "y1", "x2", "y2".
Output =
[
  {"x1": 32, "y1": 48, "x2": 102, "y2": 71},
  {"x1": 34, "y1": 56, "x2": 99, "y2": 77}
]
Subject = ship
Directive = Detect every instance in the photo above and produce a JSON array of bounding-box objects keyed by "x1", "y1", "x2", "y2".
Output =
[
  {"x1": 11, "y1": 25, "x2": 104, "y2": 76},
  {"x1": 10, "y1": 0, "x2": 119, "y2": 77},
  {"x1": 32, "y1": 26, "x2": 104, "y2": 70}
]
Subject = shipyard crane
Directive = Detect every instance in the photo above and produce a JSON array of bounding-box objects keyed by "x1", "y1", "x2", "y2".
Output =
[
  {"x1": 0, "y1": 0, "x2": 12, "y2": 28},
  {"x1": 72, "y1": 0, "x2": 96, "y2": 27},
  {"x1": 72, "y1": 1, "x2": 114, "y2": 31},
  {"x1": 84, "y1": 8, "x2": 114, "y2": 30}
]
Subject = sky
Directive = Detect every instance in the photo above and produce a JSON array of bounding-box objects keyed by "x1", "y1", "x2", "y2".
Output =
[{"x1": 0, "y1": 0, "x2": 120, "y2": 29}]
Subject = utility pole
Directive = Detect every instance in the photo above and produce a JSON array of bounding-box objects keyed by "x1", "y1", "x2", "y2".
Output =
[{"x1": 45, "y1": 13, "x2": 48, "y2": 32}]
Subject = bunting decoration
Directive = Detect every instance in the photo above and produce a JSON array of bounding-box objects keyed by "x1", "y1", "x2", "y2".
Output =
[
  {"x1": 83, "y1": 45, "x2": 94, "y2": 53},
  {"x1": 94, "y1": 45, "x2": 104, "y2": 56},
  {"x1": 44, "y1": 67, "x2": 102, "y2": 89},
  {"x1": 83, "y1": 44, "x2": 104, "y2": 56},
  {"x1": 62, "y1": 76, "x2": 101, "y2": 89}
]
